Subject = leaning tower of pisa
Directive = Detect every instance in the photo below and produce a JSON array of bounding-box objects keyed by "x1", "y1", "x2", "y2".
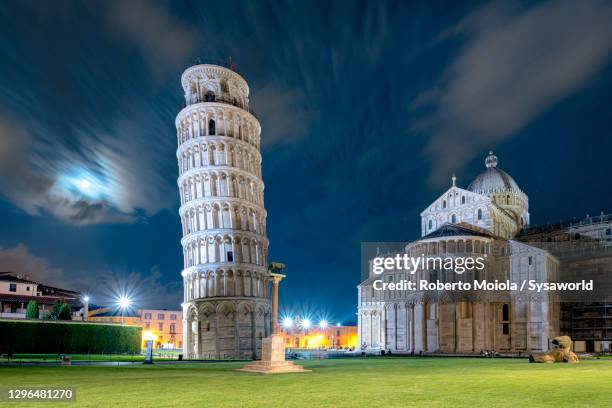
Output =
[{"x1": 176, "y1": 63, "x2": 271, "y2": 359}]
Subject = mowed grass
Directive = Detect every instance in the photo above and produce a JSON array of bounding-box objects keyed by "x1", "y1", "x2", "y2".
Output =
[{"x1": 1, "y1": 357, "x2": 611, "y2": 407}]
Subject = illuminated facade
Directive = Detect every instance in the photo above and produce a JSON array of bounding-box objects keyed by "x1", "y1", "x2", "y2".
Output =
[
  {"x1": 281, "y1": 325, "x2": 358, "y2": 350},
  {"x1": 88, "y1": 308, "x2": 184, "y2": 349},
  {"x1": 140, "y1": 309, "x2": 183, "y2": 349},
  {"x1": 176, "y1": 63, "x2": 271, "y2": 359}
]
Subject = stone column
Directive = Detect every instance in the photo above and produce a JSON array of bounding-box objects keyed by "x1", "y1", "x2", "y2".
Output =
[{"x1": 270, "y1": 273, "x2": 284, "y2": 335}]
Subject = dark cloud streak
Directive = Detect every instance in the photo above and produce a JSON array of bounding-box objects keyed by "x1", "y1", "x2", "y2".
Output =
[{"x1": 412, "y1": 0, "x2": 612, "y2": 185}]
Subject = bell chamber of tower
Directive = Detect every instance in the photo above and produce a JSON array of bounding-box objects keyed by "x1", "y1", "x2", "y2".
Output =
[{"x1": 176, "y1": 63, "x2": 271, "y2": 360}]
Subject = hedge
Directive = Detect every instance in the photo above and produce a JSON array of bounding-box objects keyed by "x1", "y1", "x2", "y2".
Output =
[{"x1": 0, "y1": 320, "x2": 142, "y2": 354}]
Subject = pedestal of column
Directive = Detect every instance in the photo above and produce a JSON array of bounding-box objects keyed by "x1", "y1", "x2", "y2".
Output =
[
  {"x1": 238, "y1": 334, "x2": 310, "y2": 374},
  {"x1": 238, "y1": 272, "x2": 310, "y2": 374}
]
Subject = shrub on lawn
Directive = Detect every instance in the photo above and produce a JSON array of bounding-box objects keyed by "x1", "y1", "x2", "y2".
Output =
[
  {"x1": 25, "y1": 301, "x2": 39, "y2": 319},
  {"x1": 0, "y1": 320, "x2": 141, "y2": 354},
  {"x1": 43, "y1": 301, "x2": 72, "y2": 321}
]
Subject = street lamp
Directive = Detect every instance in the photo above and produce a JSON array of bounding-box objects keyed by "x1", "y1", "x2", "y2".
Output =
[
  {"x1": 301, "y1": 318, "x2": 311, "y2": 329},
  {"x1": 118, "y1": 296, "x2": 131, "y2": 325},
  {"x1": 319, "y1": 320, "x2": 328, "y2": 329},
  {"x1": 282, "y1": 317, "x2": 293, "y2": 329},
  {"x1": 82, "y1": 295, "x2": 90, "y2": 321}
]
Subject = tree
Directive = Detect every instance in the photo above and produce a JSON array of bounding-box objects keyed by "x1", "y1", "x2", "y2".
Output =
[
  {"x1": 56, "y1": 302, "x2": 72, "y2": 321},
  {"x1": 25, "y1": 300, "x2": 39, "y2": 319},
  {"x1": 49, "y1": 300, "x2": 72, "y2": 321}
]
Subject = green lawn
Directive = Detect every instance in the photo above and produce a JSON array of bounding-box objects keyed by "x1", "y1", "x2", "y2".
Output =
[
  {"x1": 1, "y1": 357, "x2": 611, "y2": 407},
  {"x1": 0, "y1": 351, "x2": 182, "y2": 363}
]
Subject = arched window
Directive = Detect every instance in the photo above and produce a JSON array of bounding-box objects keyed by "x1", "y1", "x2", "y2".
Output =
[
  {"x1": 208, "y1": 119, "x2": 216, "y2": 135},
  {"x1": 428, "y1": 220, "x2": 433, "y2": 230},
  {"x1": 205, "y1": 91, "x2": 215, "y2": 102},
  {"x1": 506, "y1": 194, "x2": 510, "y2": 204},
  {"x1": 477, "y1": 209, "x2": 482, "y2": 220},
  {"x1": 451, "y1": 214, "x2": 457, "y2": 224},
  {"x1": 442, "y1": 200, "x2": 447, "y2": 209},
  {"x1": 461, "y1": 196, "x2": 466, "y2": 204}
]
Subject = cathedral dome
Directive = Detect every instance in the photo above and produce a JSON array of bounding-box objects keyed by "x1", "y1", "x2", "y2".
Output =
[{"x1": 467, "y1": 151, "x2": 521, "y2": 194}]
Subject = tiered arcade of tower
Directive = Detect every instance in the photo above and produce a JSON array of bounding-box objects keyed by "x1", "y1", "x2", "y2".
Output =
[{"x1": 177, "y1": 64, "x2": 271, "y2": 359}]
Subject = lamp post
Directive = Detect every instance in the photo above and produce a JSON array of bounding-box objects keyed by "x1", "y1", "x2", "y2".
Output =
[
  {"x1": 118, "y1": 296, "x2": 131, "y2": 325},
  {"x1": 82, "y1": 295, "x2": 90, "y2": 322}
]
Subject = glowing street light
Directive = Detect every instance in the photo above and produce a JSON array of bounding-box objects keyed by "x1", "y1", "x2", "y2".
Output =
[
  {"x1": 82, "y1": 295, "x2": 90, "y2": 322},
  {"x1": 319, "y1": 320, "x2": 328, "y2": 329},
  {"x1": 282, "y1": 317, "x2": 293, "y2": 328},
  {"x1": 337, "y1": 323, "x2": 341, "y2": 327},
  {"x1": 118, "y1": 296, "x2": 131, "y2": 325},
  {"x1": 301, "y1": 318, "x2": 311, "y2": 329},
  {"x1": 118, "y1": 296, "x2": 131, "y2": 309}
]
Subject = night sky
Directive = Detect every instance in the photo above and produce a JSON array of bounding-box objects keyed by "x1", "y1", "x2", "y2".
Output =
[{"x1": 1, "y1": 0, "x2": 611, "y2": 324}]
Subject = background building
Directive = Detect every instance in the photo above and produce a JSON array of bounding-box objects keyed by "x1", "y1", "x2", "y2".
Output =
[
  {"x1": 519, "y1": 214, "x2": 612, "y2": 353},
  {"x1": 0, "y1": 272, "x2": 83, "y2": 319},
  {"x1": 141, "y1": 309, "x2": 183, "y2": 349},
  {"x1": 176, "y1": 62, "x2": 271, "y2": 359},
  {"x1": 87, "y1": 307, "x2": 141, "y2": 326},
  {"x1": 88, "y1": 308, "x2": 184, "y2": 349},
  {"x1": 280, "y1": 324, "x2": 358, "y2": 350}
]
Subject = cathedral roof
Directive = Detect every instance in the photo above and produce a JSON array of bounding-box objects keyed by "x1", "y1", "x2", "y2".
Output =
[
  {"x1": 421, "y1": 223, "x2": 494, "y2": 239},
  {"x1": 467, "y1": 151, "x2": 521, "y2": 195}
]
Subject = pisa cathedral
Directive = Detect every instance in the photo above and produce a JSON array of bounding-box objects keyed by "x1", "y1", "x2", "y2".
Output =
[
  {"x1": 358, "y1": 151, "x2": 611, "y2": 354},
  {"x1": 176, "y1": 63, "x2": 271, "y2": 359}
]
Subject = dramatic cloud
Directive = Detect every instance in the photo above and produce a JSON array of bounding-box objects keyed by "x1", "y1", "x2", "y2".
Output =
[
  {"x1": 106, "y1": 0, "x2": 198, "y2": 78},
  {"x1": 0, "y1": 116, "x2": 131, "y2": 224},
  {"x1": 0, "y1": 115, "x2": 141, "y2": 225},
  {"x1": 413, "y1": 0, "x2": 612, "y2": 185},
  {"x1": 0, "y1": 244, "x2": 66, "y2": 286},
  {"x1": 0, "y1": 116, "x2": 52, "y2": 215},
  {"x1": 251, "y1": 81, "x2": 313, "y2": 147},
  {"x1": 0, "y1": 1, "x2": 195, "y2": 225}
]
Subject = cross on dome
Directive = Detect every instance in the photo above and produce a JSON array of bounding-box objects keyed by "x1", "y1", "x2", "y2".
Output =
[{"x1": 485, "y1": 150, "x2": 498, "y2": 168}]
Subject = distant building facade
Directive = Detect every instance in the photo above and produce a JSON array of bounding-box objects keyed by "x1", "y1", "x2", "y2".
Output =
[
  {"x1": 280, "y1": 325, "x2": 358, "y2": 350},
  {"x1": 0, "y1": 272, "x2": 82, "y2": 319},
  {"x1": 358, "y1": 152, "x2": 610, "y2": 354},
  {"x1": 87, "y1": 308, "x2": 141, "y2": 326},
  {"x1": 141, "y1": 309, "x2": 183, "y2": 349},
  {"x1": 88, "y1": 308, "x2": 184, "y2": 349},
  {"x1": 519, "y1": 214, "x2": 612, "y2": 353}
]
